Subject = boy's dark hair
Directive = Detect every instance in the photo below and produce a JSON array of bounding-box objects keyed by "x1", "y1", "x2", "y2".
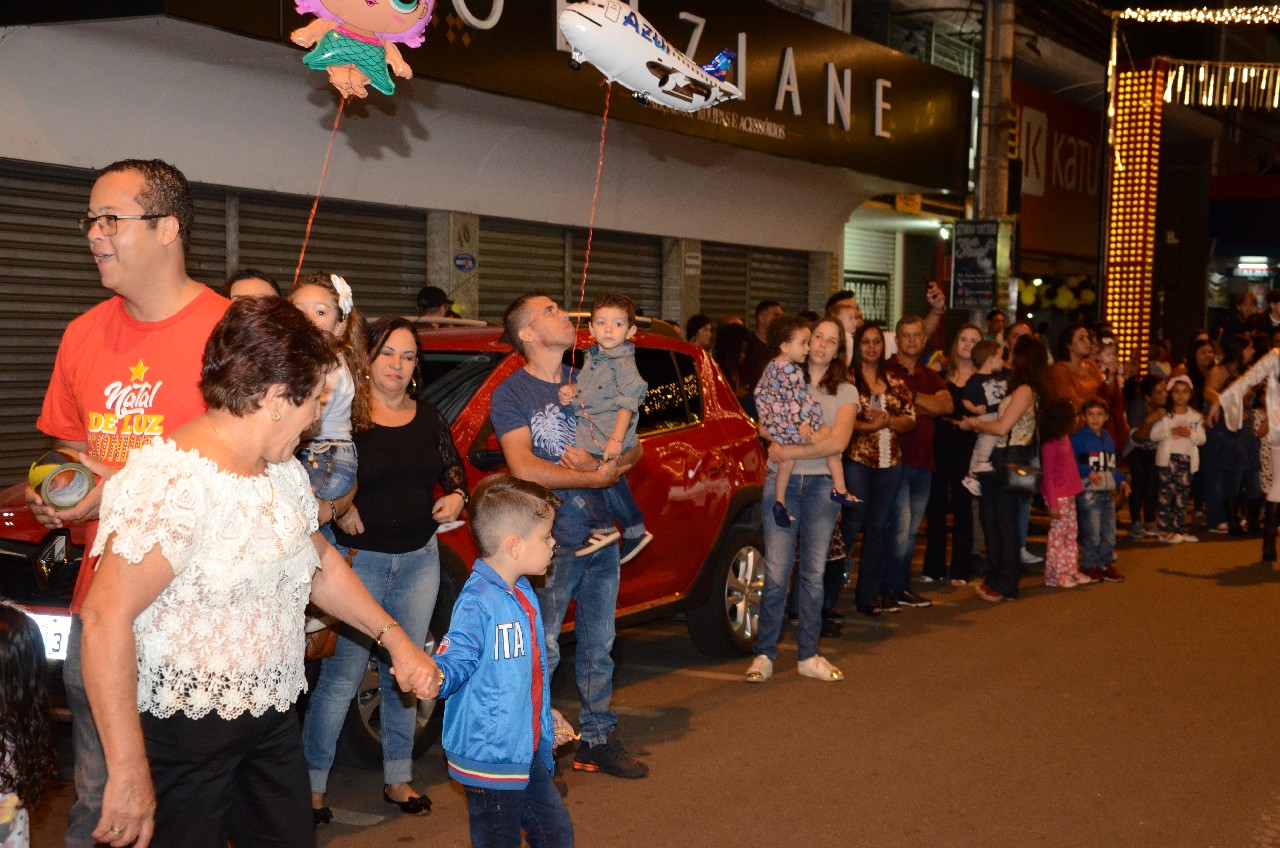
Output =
[
  {"x1": 592, "y1": 294, "x2": 636, "y2": 327},
  {"x1": 470, "y1": 474, "x2": 563, "y2": 559},
  {"x1": 1080, "y1": 396, "x2": 1109, "y2": 415},
  {"x1": 1267, "y1": 289, "x2": 1280, "y2": 306},
  {"x1": 971, "y1": 339, "x2": 1001, "y2": 369},
  {"x1": 766, "y1": 315, "x2": 810, "y2": 357},
  {"x1": 1039, "y1": 398, "x2": 1080, "y2": 442}
]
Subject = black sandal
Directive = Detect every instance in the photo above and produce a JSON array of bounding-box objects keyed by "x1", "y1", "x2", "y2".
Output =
[
  {"x1": 312, "y1": 806, "x2": 332, "y2": 826},
  {"x1": 383, "y1": 787, "x2": 432, "y2": 816}
]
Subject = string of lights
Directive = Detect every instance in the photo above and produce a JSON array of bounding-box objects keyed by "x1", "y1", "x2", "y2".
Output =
[
  {"x1": 1114, "y1": 6, "x2": 1280, "y2": 24},
  {"x1": 1162, "y1": 59, "x2": 1280, "y2": 109}
]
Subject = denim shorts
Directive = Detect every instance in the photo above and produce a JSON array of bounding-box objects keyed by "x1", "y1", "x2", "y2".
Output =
[{"x1": 298, "y1": 440, "x2": 357, "y2": 500}]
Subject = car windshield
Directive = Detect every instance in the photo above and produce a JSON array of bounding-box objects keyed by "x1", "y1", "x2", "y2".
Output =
[{"x1": 417, "y1": 351, "x2": 503, "y2": 423}]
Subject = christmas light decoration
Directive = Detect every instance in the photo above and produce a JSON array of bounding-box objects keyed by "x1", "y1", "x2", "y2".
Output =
[
  {"x1": 1116, "y1": 6, "x2": 1280, "y2": 25},
  {"x1": 1162, "y1": 60, "x2": 1280, "y2": 109},
  {"x1": 1103, "y1": 67, "x2": 1166, "y2": 374}
]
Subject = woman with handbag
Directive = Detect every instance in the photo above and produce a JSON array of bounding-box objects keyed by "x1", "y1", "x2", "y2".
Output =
[
  {"x1": 302, "y1": 317, "x2": 468, "y2": 823},
  {"x1": 960, "y1": 335, "x2": 1050, "y2": 602},
  {"x1": 843, "y1": 324, "x2": 915, "y2": 615}
]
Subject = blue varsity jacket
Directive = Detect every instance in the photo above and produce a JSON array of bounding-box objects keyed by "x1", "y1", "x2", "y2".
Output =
[{"x1": 434, "y1": 559, "x2": 555, "y2": 790}]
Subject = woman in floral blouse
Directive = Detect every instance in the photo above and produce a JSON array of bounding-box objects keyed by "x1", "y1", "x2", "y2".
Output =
[{"x1": 842, "y1": 325, "x2": 915, "y2": 616}]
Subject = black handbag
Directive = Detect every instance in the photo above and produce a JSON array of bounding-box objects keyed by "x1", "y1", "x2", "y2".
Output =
[{"x1": 995, "y1": 398, "x2": 1041, "y2": 497}]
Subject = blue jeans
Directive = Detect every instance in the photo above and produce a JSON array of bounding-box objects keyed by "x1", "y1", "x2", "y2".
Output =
[
  {"x1": 886, "y1": 465, "x2": 933, "y2": 593},
  {"x1": 464, "y1": 761, "x2": 574, "y2": 848},
  {"x1": 303, "y1": 536, "x2": 441, "y2": 790},
  {"x1": 842, "y1": 459, "x2": 905, "y2": 607},
  {"x1": 536, "y1": 538, "x2": 620, "y2": 747},
  {"x1": 1077, "y1": 490, "x2": 1117, "y2": 570},
  {"x1": 603, "y1": 478, "x2": 646, "y2": 538},
  {"x1": 64, "y1": 614, "x2": 106, "y2": 848},
  {"x1": 298, "y1": 440, "x2": 358, "y2": 501},
  {"x1": 755, "y1": 470, "x2": 840, "y2": 663}
]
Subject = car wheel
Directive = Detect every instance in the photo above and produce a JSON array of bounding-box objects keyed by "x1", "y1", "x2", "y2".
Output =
[
  {"x1": 685, "y1": 526, "x2": 764, "y2": 657},
  {"x1": 333, "y1": 560, "x2": 463, "y2": 769}
]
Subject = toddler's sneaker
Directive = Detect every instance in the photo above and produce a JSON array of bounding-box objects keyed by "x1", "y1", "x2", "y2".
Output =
[
  {"x1": 971, "y1": 460, "x2": 994, "y2": 475},
  {"x1": 771, "y1": 500, "x2": 795, "y2": 528},
  {"x1": 1101, "y1": 565, "x2": 1125, "y2": 582},
  {"x1": 1020, "y1": 547, "x2": 1044, "y2": 565},
  {"x1": 961, "y1": 475, "x2": 982, "y2": 497},
  {"x1": 830, "y1": 488, "x2": 862, "y2": 508},
  {"x1": 573, "y1": 733, "x2": 649, "y2": 778},
  {"x1": 576, "y1": 529, "x2": 621, "y2": 557},
  {"x1": 1179, "y1": 533, "x2": 1199, "y2": 543},
  {"x1": 619, "y1": 531, "x2": 653, "y2": 565}
]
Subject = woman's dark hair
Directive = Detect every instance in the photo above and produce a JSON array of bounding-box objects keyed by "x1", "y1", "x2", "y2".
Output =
[
  {"x1": 807, "y1": 317, "x2": 850, "y2": 396},
  {"x1": 368, "y1": 317, "x2": 424, "y2": 399},
  {"x1": 1039, "y1": 398, "x2": 1079, "y2": 442},
  {"x1": 1187, "y1": 337, "x2": 1215, "y2": 410},
  {"x1": 201, "y1": 296, "x2": 339, "y2": 415},
  {"x1": 1009, "y1": 334, "x2": 1050, "y2": 396},
  {"x1": 685, "y1": 314, "x2": 712, "y2": 342},
  {"x1": 1221, "y1": 332, "x2": 1253, "y2": 375},
  {"x1": 766, "y1": 315, "x2": 810, "y2": 357},
  {"x1": 1138, "y1": 374, "x2": 1164, "y2": 399},
  {"x1": 220, "y1": 268, "x2": 281, "y2": 298},
  {"x1": 851, "y1": 323, "x2": 887, "y2": 400},
  {"x1": 0, "y1": 604, "x2": 56, "y2": 809},
  {"x1": 1056, "y1": 321, "x2": 1091, "y2": 362},
  {"x1": 713, "y1": 322, "x2": 751, "y2": 389}
]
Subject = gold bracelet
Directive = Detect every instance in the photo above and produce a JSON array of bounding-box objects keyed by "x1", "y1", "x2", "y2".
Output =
[{"x1": 375, "y1": 620, "x2": 401, "y2": 647}]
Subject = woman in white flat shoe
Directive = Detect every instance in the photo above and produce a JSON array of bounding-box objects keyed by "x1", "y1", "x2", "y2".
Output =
[{"x1": 746, "y1": 317, "x2": 857, "y2": 683}]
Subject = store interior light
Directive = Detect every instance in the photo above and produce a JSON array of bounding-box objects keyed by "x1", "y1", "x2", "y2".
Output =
[
  {"x1": 939, "y1": 226, "x2": 950, "y2": 240},
  {"x1": 1032, "y1": 277, "x2": 1044, "y2": 286}
]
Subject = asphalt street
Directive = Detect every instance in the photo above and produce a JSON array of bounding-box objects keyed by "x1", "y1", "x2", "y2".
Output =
[{"x1": 30, "y1": 528, "x2": 1280, "y2": 847}]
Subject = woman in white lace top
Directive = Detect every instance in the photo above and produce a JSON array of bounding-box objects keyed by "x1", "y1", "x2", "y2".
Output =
[{"x1": 79, "y1": 298, "x2": 441, "y2": 848}]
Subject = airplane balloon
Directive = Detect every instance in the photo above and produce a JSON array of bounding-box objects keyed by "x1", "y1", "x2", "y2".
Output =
[{"x1": 559, "y1": 1, "x2": 742, "y2": 112}]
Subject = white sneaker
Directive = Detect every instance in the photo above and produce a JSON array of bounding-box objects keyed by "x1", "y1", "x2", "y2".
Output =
[
  {"x1": 797, "y1": 654, "x2": 844, "y2": 681},
  {"x1": 961, "y1": 475, "x2": 982, "y2": 497},
  {"x1": 745, "y1": 655, "x2": 773, "y2": 682},
  {"x1": 1160, "y1": 533, "x2": 1183, "y2": 544},
  {"x1": 1180, "y1": 534, "x2": 1199, "y2": 543},
  {"x1": 1019, "y1": 548, "x2": 1044, "y2": 565}
]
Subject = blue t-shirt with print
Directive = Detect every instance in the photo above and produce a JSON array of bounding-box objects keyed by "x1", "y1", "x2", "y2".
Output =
[
  {"x1": 490, "y1": 365, "x2": 608, "y2": 545},
  {"x1": 964, "y1": 369, "x2": 1009, "y2": 414}
]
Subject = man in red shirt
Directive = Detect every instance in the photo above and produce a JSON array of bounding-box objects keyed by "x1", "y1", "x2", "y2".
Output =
[
  {"x1": 25, "y1": 159, "x2": 229, "y2": 848},
  {"x1": 883, "y1": 315, "x2": 953, "y2": 610}
]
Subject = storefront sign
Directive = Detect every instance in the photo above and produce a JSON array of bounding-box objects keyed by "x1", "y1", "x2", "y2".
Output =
[
  {"x1": 453, "y1": 252, "x2": 478, "y2": 272},
  {"x1": 951, "y1": 220, "x2": 999, "y2": 309},
  {"x1": 22, "y1": 1, "x2": 971, "y2": 192},
  {"x1": 1012, "y1": 79, "x2": 1102, "y2": 261}
]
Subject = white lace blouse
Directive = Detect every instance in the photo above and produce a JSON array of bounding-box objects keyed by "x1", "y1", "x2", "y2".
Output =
[{"x1": 91, "y1": 438, "x2": 320, "y2": 720}]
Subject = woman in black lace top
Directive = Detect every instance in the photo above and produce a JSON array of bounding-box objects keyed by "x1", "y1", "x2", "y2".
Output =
[{"x1": 302, "y1": 318, "x2": 468, "y2": 823}]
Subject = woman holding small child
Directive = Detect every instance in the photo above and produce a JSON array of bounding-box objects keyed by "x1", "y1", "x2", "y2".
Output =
[{"x1": 746, "y1": 315, "x2": 859, "y2": 683}]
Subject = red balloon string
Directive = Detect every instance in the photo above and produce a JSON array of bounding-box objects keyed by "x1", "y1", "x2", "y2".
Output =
[
  {"x1": 570, "y1": 82, "x2": 612, "y2": 453},
  {"x1": 294, "y1": 96, "x2": 348, "y2": 287}
]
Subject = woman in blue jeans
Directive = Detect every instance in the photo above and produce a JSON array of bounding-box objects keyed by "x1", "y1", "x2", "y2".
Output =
[
  {"x1": 303, "y1": 319, "x2": 468, "y2": 823},
  {"x1": 746, "y1": 317, "x2": 858, "y2": 683},
  {"x1": 842, "y1": 325, "x2": 915, "y2": 615},
  {"x1": 961, "y1": 335, "x2": 1048, "y2": 601}
]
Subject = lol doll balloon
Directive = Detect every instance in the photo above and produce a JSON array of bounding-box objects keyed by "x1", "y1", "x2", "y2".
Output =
[{"x1": 291, "y1": 0, "x2": 435, "y2": 98}]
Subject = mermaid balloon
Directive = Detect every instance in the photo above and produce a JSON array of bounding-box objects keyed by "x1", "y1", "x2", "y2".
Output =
[{"x1": 291, "y1": 0, "x2": 435, "y2": 99}]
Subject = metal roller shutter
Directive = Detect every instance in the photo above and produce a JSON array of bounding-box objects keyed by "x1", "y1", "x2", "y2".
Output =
[
  {"x1": 746, "y1": 248, "x2": 809, "y2": 315},
  {"x1": 700, "y1": 242, "x2": 750, "y2": 322},
  {"x1": 477, "y1": 217, "x2": 566, "y2": 323},
  {"x1": 568, "y1": 228, "x2": 662, "y2": 318},
  {"x1": 0, "y1": 160, "x2": 102, "y2": 478},
  {"x1": 236, "y1": 193, "x2": 426, "y2": 320},
  {"x1": 702, "y1": 241, "x2": 809, "y2": 322},
  {"x1": 843, "y1": 225, "x2": 895, "y2": 327},
  {"x1": 187, "y1": 187, "x2": 228, "y2": 287}
]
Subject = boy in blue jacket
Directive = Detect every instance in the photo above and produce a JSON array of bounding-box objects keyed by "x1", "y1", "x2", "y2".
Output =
[
  {"x1": 435, "y1": 474, "x2": 576, "y2": 848},
  {"x1": 1072, "y1": 397, "x2": 1132, "y2": 583}
]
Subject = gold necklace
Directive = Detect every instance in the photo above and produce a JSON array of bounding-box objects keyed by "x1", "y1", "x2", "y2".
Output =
[{"x1": 207, "y1": 417, "x2": 275, "y2": 507}]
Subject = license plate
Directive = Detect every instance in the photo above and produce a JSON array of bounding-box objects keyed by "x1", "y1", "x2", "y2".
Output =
[{"x1": 24, "y1": 612, "x2": 72, "y2": 661}]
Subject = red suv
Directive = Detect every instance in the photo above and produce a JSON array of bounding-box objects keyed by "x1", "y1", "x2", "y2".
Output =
[{"x1": 0, "y1": 320, "x2": 765, "y2": 765}]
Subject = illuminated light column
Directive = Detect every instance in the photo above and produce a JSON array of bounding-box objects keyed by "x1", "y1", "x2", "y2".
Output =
[{"x1": 1103, "y1": 66, "x2": 1166, "y2": 374}]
